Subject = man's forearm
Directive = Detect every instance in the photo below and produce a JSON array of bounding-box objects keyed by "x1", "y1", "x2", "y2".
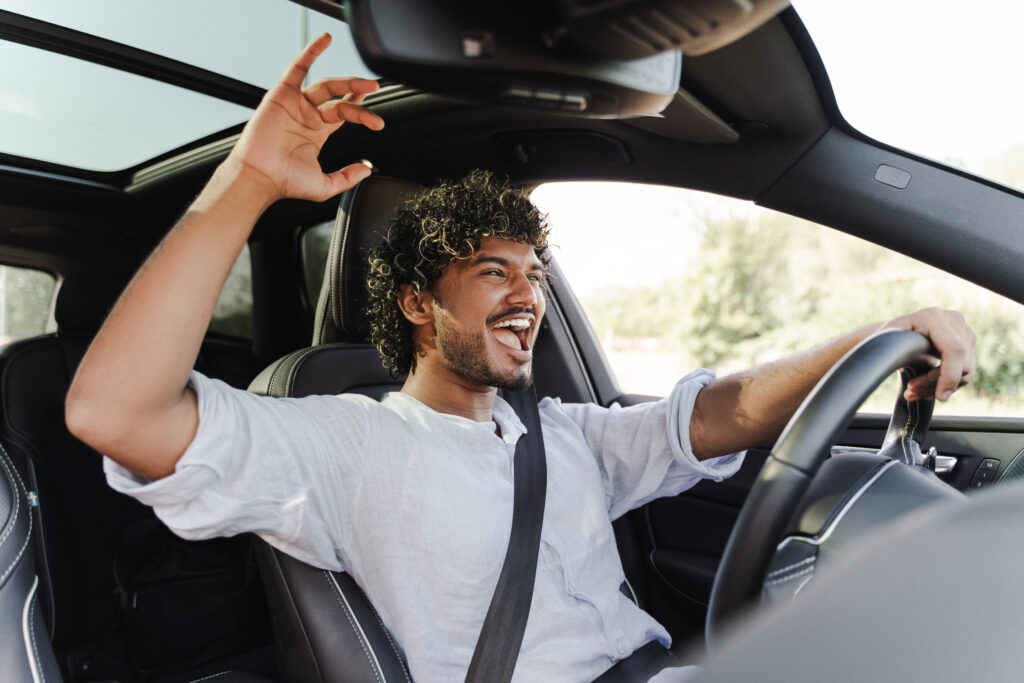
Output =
[
  {"x1": 66, "y1": 160, "x2": 275, "y2": 479},
  {"x1": 689, "y1": 323, "x2": 877, "y2": 460}
]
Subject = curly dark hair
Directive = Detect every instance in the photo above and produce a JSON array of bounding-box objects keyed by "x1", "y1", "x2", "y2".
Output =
[{"x1": 366, "y1": 169, "x2": 551, "y2": 375}]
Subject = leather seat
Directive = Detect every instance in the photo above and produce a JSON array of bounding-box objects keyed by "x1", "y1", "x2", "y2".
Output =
[
  {"x1": 248, "y1": 176, "x2": 423, "y2": 682},
  {"x1": 0, "y1": 440, "x2": 62, "y2": 681}
]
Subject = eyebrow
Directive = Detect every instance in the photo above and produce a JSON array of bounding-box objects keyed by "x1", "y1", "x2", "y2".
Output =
[{"x1": 470, "y1": 254, "x2": 545, "y2": 272}]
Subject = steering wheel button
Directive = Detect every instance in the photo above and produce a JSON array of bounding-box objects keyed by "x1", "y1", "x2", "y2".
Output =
[{"x1": 979, "y1": 458, "x2": 1001, "y2": 471}]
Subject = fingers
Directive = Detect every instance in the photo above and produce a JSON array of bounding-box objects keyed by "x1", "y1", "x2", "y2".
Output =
[
  {"x1": 317, "y1": 99, "x2": 386, "y2": 129},
  {"x1": 894, "y1": 308, "x2": 977, "y2": 402},
  {"x1": 323, "y1": 161, "x2": 374, "y2": 197},
  {"x1": 281, "y1": 33, "x2": 333, "y2": 89},
  {"x1": 304, "y1": 77, "x2": 380, "y2": 107}
]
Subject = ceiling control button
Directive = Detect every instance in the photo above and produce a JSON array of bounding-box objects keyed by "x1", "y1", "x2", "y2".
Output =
[{"x1": 562, "y1": 94, "x2": 589, "y2": 111}]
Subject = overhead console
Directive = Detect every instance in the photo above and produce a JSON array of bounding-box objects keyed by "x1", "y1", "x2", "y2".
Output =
[{"x1": 346, "y1": 0, "x2": 789, "y2": 119}]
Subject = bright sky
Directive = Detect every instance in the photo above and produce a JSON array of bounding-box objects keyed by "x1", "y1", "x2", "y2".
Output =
[{"x1": 795, "y1": 0, "x2": 1024, "y2": 171}]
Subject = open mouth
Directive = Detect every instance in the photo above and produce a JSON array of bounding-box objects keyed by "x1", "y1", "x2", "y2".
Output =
[{"x1": 491, "y1": 317, "x2": 533, "y2": 353}]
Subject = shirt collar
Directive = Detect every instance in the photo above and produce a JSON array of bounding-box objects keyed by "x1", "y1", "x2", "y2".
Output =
[{"x1": 492, "y1": 394, "x2": 527, "y2": 442}]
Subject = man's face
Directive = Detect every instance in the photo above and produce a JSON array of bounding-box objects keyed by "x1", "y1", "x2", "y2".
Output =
[{"x1": 428, "y1": 236, "x2": 547, "y2": 391}]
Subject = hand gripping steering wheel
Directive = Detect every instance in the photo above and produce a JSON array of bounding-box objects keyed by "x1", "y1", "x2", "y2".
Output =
[{"x1": 704, "y1": 329, "x2": 939, "y2": 652}]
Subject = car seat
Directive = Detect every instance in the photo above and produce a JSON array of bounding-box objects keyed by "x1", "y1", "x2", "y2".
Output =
[{"x1": 248, "y1": 176, "x2": 422, "y2": 683}]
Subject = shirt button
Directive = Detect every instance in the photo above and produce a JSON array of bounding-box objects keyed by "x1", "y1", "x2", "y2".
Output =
[
  {"x1": 566, "y1": 583, "x2": 576, "y2": 595},
  {"x1": 616, "y1": 640, "x2": 629, "y2": 656},
  {"x1": 503, "y1": 434, "x2": 515, "y2": 444}
]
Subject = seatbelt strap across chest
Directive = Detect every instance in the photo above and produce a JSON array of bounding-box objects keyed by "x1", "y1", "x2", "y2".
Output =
[{"x1": 464, "y1": 383, "x2": 548, "y2": 683}]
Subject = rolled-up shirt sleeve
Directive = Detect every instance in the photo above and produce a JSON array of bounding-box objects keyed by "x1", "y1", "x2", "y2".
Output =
[
  {"x1": 557, "y1": 369, "x2": 745, "y2": 520},
  {"x1": 103, "y1": 371, "x2": 373, "y2": 571}
]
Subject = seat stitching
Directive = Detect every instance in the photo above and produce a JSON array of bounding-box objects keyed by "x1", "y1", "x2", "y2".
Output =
[
  {"x1": 765, "y1": 555, "x2": 816, "y2": 579},
  {"x1": 280, "y1": 343, "x2": 375, "y2": 396},
  {"x1": 335, "y1": 187, "x2": 359, "y2": 335},
  {"x1": 187, "y1": 672, "x2": 232, "y2": 682},
  {"x1": 763, "y1": 563, "x2": 816, "y2": 587},
  {"x1": 357, "y1": 583, "x2": 412, "y2": 682},
  {"x1": 269, "y1": 348, "x2": 311, "y2": 395},
  {"x1": 0, "y1": 445, "x2": 32, "y2": 585},
  {"x1": 0, "y1": 446, "x2": 20, "y2": 553},
  {"x1": 29, "y1": 584, "x2": 44, "y2": 683},
  {"x1": 283, "y1": 347, "x2": 320, "y2": 394},
  {"x1": 323, "y1": 571, "x2": 383, "y2": 683},
  {"x1": 901, "y1": 367, "x2": 919, "y2": 465}
]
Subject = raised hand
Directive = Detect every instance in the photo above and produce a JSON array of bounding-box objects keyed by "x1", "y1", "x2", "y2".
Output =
[{"x1": 227, "y1": 33, "x2": 385, "y2": 204}]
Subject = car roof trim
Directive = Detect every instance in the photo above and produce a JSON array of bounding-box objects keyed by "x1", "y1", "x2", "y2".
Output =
[
  {"x1": 129, "y1": 135, "x2": 242, "y2": 190},
  {"x1": 0, "y1": 164, "x2": 119, "y2": 192}
]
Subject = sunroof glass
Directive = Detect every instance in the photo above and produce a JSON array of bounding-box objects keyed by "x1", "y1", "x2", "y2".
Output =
[
  {"x1": 0, "y1": 41, "x2": 252, "y2": 171},
  {"x1": 0, "y1": 0, "x2": 375, "y2": 172},
  {"x1": 1, "y1": 0, "x2": 374, "y2": 89}
]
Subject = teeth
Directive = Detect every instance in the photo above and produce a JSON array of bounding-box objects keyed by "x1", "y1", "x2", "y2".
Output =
[{"x1": 493, "y1": 319, "x2": 531, "y2": 330}]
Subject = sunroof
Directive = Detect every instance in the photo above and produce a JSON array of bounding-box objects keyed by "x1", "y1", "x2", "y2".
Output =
[
  {"x1": 0, "y1": 41, "x2": 253, "y2": 172},
  {"x1": 0, "y1": 0, "x2": 374, "y2": 172}
]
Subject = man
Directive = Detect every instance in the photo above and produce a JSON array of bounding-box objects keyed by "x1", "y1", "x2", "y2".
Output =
[{"x1": 66, "y1": 35, "x2": 976, "y2": 681}]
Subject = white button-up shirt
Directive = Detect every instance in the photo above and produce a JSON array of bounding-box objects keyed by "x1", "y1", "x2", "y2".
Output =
[{"x1": 105, "y1": 369, "x2": 742, "y2": 682}]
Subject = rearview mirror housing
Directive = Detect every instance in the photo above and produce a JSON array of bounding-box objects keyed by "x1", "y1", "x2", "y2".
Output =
[{"x1": 346, "y1": 0, "x2": 683, "y2": 119}]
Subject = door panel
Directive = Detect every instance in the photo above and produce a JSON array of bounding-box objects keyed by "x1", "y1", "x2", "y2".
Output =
[{"x1": 616, "y1": 404, "x2": 1024, "y2": 650}]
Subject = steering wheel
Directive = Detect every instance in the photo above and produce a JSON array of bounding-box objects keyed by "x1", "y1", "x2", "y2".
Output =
[{"x1": 704, "y1": 329, "x2": 939, "y2": 652}]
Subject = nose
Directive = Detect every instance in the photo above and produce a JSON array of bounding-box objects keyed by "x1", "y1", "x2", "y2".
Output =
[{"x1": 507, "y1": 271, "x2": 539, "y2": 307}]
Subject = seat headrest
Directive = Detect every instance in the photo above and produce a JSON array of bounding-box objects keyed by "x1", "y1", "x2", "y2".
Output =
[
  {"x1": 313, "y1": 175, "x2": 425, "y2": 345},
  {"x1": 54, "y1": 273, "x2": 132, "y2": 335}
]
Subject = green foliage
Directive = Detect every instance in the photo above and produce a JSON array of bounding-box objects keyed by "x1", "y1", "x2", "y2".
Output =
[
  {"x1": 683, "y1": 214, "x2": 790, "y2": 367},
  {"x1": 581, "y1": 209, "x2": 1024, "y2": 411},
  {"x1": 0, "y1": 266, "x2": 55, "y2": 341}
]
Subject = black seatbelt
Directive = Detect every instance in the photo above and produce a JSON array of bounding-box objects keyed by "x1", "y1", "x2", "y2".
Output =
[{"x1": 465, "y1": 383, "x2": 547, "y2": 683}]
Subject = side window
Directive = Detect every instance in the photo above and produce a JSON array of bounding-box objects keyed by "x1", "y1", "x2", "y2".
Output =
[
  {"x1": 209, "y1": 244, "x2": 253, "y2": 339},
  {"x1": 531, "y1": 182, "x2": 1024, "y2": 417},
  {"x1": 0, "y1": 264, "x2": 56, "y2": 345},
  {"x1": 300, "y1": 221, "x2": 334, "y2": 310}
]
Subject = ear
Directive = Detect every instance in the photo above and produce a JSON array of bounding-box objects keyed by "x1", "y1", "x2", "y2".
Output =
[{"x1": 396, "y1": 284, "x2": 434, "y2": 326}]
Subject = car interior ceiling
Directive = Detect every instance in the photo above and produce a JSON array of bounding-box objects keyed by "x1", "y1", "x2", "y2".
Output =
[{"x1": 3, "y1": 3, "x2": 1024, "y2": 681}]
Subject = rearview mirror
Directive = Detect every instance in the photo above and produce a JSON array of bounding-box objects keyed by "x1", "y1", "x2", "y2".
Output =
[{"x1": 346, "y1": 0, "x2": 682, "y2": 118}]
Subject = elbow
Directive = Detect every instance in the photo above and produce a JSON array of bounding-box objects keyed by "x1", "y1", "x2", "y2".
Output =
[
  {"x1": 65, "y1": 376, "x2": 131, "y2": 455},
  {"x1": 65, "y1": 384, "x2": 111, "y2": 452},
  {"x1": 66, "y1": 379, "x2": 194, "y2": 482}
]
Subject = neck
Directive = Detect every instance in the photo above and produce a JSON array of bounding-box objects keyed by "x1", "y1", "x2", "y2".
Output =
[{"x1": 401, "y1": 357, "x2": 497, "y2": 423}]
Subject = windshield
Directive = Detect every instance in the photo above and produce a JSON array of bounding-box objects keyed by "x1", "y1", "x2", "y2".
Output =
[{"x1": 796, "y1": 0, "x2": 1024, "y2": 193}]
